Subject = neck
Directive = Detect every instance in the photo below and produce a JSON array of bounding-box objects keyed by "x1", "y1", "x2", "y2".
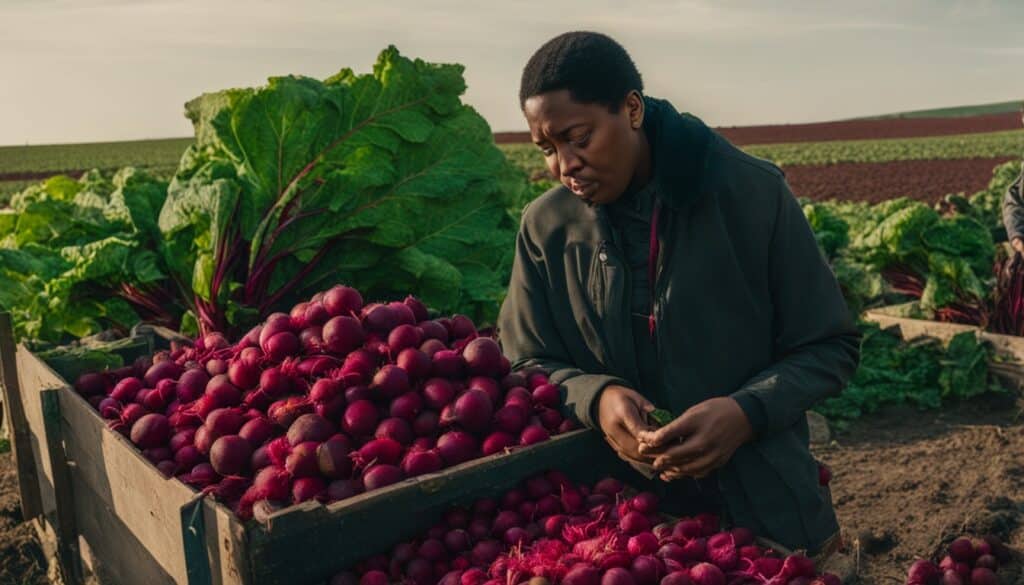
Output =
[{"x1": 627, "y1": 128, "x2": 653, "y2": 193}]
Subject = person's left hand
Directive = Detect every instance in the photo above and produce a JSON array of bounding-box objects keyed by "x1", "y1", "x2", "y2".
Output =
[{"x1": 636, "y1": 397, "x2": 754, "y2": 481}]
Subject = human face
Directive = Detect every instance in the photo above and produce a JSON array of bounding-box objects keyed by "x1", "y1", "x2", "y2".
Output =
[{"x1": 523, "y1": 90, "x2": 649, "y2": 206}]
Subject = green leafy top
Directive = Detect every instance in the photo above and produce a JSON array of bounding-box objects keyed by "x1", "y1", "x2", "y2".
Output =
[{"x1": 160, "y1": 46, "x2": 526, "y2": 333}]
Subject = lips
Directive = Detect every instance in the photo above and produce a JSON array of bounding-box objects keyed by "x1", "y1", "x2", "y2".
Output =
[{"x1": 569, "y1": 180, "x2": 596, "y2": 198}]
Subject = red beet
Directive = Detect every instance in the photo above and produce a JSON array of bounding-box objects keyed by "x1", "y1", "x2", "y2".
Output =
[
  {"x1": 209, "y1": 435, "x2": 252, "y2": 476},
  {"x1": 689, "y1": 563, "x2": 725, "y2": 585},
  {"x1": 343, "y1": 400, "x2": 379, "y2": 437},
  {"x1": 519, "y1": 425, "x2": 550, "y2": 446},
  {"x1": 437, "y1": 431, "x2": 479, "y2": 466},
  {"x1": 482, "y1": 432, "x2": 515, "y2": 456},
  {"x1": 362, "y1": 464, "x2": 403, "y2": 490},
  {"x1": 402, "y1": 449, "x2": 443, "y2": 477},
  {"x1": 317, "y1": 435, "x2": 354, "y2": 478},
  {"x1": 372, "y1": 365, "x2": 410, "y2": 399},
  {"x1": 130, "y1": 414, "x2": 170, "y2": 448}
]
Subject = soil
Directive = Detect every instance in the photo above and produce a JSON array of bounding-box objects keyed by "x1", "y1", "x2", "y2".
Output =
[
  {"x1": 816, "y1": 393, "x2": 1024, "y2": 584},
  {"x1": 0, "y1": 451, "x2": 49, "y2": 585},
  {"x1": 493, "y1": 112, "x2": 1023, "y2": 146},
  {"x1": 0, "y1": 395, "x2": 1020, "y2": 585},
  {"x1": 784, "y1": 157, "x2": 1016, "y2": 204}
]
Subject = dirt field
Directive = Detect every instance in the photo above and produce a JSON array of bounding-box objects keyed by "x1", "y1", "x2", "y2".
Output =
[
  {"x1": 817, "y1": 393, "x2": 1024, "y2": 584},
  {"x1": 0, "y1": 393, "x2": 1019, "y2": 585},
  {"x1": 785, "y1": 157, "x2": 1016, "y2": 204},
  {"x1": 0, "y1": 450, "x2": 48, "y2": 585},
  {"x1": 494, "y1": 111, "x2": 1023, "y2": 146}
]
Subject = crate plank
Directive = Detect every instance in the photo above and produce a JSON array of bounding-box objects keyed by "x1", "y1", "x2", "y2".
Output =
[
  {"x1": 1, "y1": 317, "x2": 45, "y2": 523},
  {"x1": 40, "y1": 389, "x2": 83, "y2": 584},
  {"x1": 59, "y1": 385, "x2": 199, "y2": 584},
  {"x1": 245, "y1": 429, "x2": 621, "y2": 585}
]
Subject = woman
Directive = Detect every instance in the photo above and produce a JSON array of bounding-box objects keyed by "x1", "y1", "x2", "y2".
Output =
[{"x1": 497, "y1": 31, "x2": 860, "y2": 555}]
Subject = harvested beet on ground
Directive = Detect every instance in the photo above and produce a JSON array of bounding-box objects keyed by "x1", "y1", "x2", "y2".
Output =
[{"x1": 784, "y1": 157, "x2": 1016, "y2": 205}]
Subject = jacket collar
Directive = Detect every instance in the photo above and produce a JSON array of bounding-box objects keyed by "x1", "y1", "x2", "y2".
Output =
[{"x1": 642, "y1": 96, "x2": 714, "y2": 210}]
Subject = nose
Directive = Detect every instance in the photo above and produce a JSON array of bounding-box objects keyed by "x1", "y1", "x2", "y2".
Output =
[{"x1": 557, "y1": 146, "x2": 584, "y2": 179}]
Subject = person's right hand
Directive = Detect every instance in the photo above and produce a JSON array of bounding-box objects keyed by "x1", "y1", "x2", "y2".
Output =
[
  {"x1": 1012, "y1": 237, "x2": 1024, "y2": 254},
  {"x1": 597, "y1": 385, "x2": 656, "y2": 461}
]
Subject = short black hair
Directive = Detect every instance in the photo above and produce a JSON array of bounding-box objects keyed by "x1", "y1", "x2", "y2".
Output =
[{"x1": 519, "y1": 31, "x2": 643, "y2": 112}]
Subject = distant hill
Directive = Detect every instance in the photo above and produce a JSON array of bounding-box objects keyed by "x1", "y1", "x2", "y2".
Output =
[{"x1": 858, "y1": 100, "x2": 1023, "y2": 120}]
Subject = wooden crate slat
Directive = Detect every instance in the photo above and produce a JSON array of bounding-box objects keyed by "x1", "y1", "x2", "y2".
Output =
[
  {"x1": 40, "y1": 389, "x2": 83, "y2": 584},
  {"x1": 1, "y1": 318, "x2": 45, "y2": 523},
  {"x1": 59, "y1": 384, "x2": 200, "y2": 584}
]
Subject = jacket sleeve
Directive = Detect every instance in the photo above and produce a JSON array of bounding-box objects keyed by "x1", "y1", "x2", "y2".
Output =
[
  {"x1": 1003, "y1": 166, "x2": 1024, "y2": 242},
  {"x1": 497, "y1": 209, "x2": 629, "y2": 430},
  {"x1": 730, "y1": 178, "x2": 861, "y2": 437}
]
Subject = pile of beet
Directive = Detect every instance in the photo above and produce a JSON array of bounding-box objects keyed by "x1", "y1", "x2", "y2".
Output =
[
  {"x1": 904, "y1": 536, "x2": 1013, "y2": 585},
  {"x1": 72, "y1": 285, "x2": 575, "y2": 518},
  {"x1": 331, "y1": 472, "x2": 842, "y2": 585}
]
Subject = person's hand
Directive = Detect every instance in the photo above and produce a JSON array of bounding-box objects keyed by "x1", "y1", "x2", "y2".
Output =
[
  {"x1": 597, "y1": 385, "x2": 656, "y2": 462},
  {"x1": 636, "y1": 397, "x2": 754, "y2": 481},
  {"x1": 1012, "y1": 237, "x2": 1024, "y2": 254}
]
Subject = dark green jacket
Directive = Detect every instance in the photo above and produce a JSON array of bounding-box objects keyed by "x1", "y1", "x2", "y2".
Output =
[{"x1": 497, "y1": 97, "x2": 861, "y2": 553}]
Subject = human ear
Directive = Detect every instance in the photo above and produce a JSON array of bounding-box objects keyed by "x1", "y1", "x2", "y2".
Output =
[{"x1": 626, "y1": 91, "x2": 644, "y2": 130}]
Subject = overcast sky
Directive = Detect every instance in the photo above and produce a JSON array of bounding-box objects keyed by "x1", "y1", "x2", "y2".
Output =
[{"x1": 1, "y1": 0, "x2": 1021, "y2": 146}]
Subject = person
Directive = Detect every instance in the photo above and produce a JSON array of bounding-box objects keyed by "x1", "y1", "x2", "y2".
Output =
[
  {"x1": 1001, "y1": 116, "x2": 1024, "y2": 251},
  {"x1": 497, "y1": 31, "x2": 861, "y2": 556}
]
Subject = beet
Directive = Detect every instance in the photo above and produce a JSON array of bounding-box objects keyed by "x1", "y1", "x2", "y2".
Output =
[
  {"x1": 375, "y1": 418, "x2": 414, "y2": 445},
  {"x1": 602, "y1": 567, "x2": 637, "y2": 585},
  {"x1": 238, "y1": 416, "x2": 276, "y2": 447},
  {"x1": 482, "y1": 432, "x2": 515, "y2": 456},
  {"x1": 258, "y1": 367, "x2": 293, "y2": 400},
  {"x1": 449, "y1": 314, "x2": 476, "y2": 339},
  {"x1": 453, "y1": 389, "x2": 493, "y2": 433},
  {"x1": 209, "y1": 435, "x2": 251, "y2": 475},
  {"x1": 402, "y1": 449, "x2": 443, "y2": 476},
  {"x1": 396, "y1": 348, "x2": 431, "y2": 380},
  {"x1": 110, "y1": 377, "x2": 143, "y2": 403},
  {"x1": 323, "y1": 316, "x2": 365, "y2": 355},
  {"x1": 344, "y1": 385, "x2": 371, "y2": 404},
  {"x1": 292, "y1": 477, "x2": 326, "y2": 503},
  {"x1": 357, "y1": 438, "x2": 404, "y2": 466},
  {"x1": 371, "y1": 365, "x2": 410, "y2": 399},
  {"x1": 462, "y1": 338, "x2": 502, "y2": 377},
  {"x1": 268, "y1": 396, "x2": 313, "y2": 428},
  {"x1": 563, "y1": 565, "x2": 601, "y2": 585},
  {"x1": 388, "y1": 324, "x2": 423, "y2": 354},
  {"x1": 326, "y1": 479, "x2": 363, "y2": 502},
  {"x1": 519, "y1": 425, "x2": 550, "y2": 446},
  {"x1": 130, "y1": 414, "x2": 170, "y2": 448},
  {"x1": 285, "y1": 441, "x2": 319, "y2": 477},
  {"x1": 98, "y1": 397, "x2": 122, "y2": 419},
  {"x1": 423, "y1": 378, "x2": 456, "y2": 409},
  {"x1": 390, "y1": 392, "x2": 423, "y2": 421},
  {"x1": 419, "y1": 320, "x2": 449, "y2": 343},
  {"x1": 362, "y1": 464, "x2": 404, "y2": 490},
  {"x1": 437, "y1": 431, "x2": 479, "y2": 466},
  {"x1": 250, "y1": 445, "x2": 272, "y2": 470},
  {"x1": 205, "y1": 378, "x2": 242, "y2": 413},
  {"x1": 287, "y1": 414, "x2": 335, "y2": 446},
  {"x1": 264, "y1": 332, "x2": 300, "y2": 362},
  {"x1": 969, "y1": 568, "x2": 996, "y2": 585},
  {"x1": 780, "y1": 555, "x2": 816, "y2": 580},
  {"x1": 413, "y1": 410, "x2": 440, "y2": 437},
  {"x1": 144, "y1": 361, "x2": 183, "y2": 387},
  {"x1": 419, "y1": 338, "x2": 447, "y2": 357},
  {"x1": 940, "y1": 570, "x2": 963, "y2": 585},
  {"x1": 432, "y1": 350, "x2": 465, "y2": 378},
  {"x1": 948, "y1": 538, "x2": 975, "y2": 563},
  {"x1": 206, "y1": 408, "x2": 245, "y2": 438},
  {"x1": 630, "y1": 555, "x2": 665, "y2": 585},
  {"x1": 323, "y1": 285, "x2": 363, "y2": 316},
  {"x1": 75, "y1": 372, "x2": 109, "y2": 396},
  {"x1": 343, "y1": 400, "x2": 379, "y2": 437},
  {"x1": 628, "y1": 532, "x2": 660, "y2": 556},
  {"x1": 689, "y1": 563, "x2": 725, "y2": 585}
]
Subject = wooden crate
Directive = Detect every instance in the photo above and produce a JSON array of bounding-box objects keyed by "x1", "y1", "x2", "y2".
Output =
[
  {"x1": 3, "y1": 335, "x2": 621, "y2": 585},
  {"x1": 863, "y1": 304, "x2": 1024, "y2": 391}
]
